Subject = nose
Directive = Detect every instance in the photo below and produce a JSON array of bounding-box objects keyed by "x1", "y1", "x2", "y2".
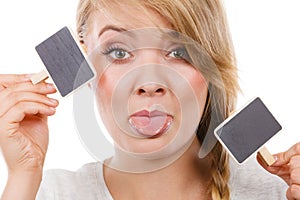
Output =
[{"x1": 136, "y1": 83, "x2": 166, "y2": 97}]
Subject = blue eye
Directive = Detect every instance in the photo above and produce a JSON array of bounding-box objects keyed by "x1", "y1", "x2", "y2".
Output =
[
  {"x1": 102, "y1": 46, "x2": 132, "y2": 63},
  {"x1": 168, "y1": 47, "x2": 190, "y2": 61},
  {"x1": 110, "y1": 49, "x2": 130, "y2": 59}
]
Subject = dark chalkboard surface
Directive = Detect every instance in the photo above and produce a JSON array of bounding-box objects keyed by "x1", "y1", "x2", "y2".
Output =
[
  {"x1": 35, "y1": 26, "x2": 95, "y2": 97},
  {"x1": 214, "y1": 97, "x2": 282, "y2": 164}
]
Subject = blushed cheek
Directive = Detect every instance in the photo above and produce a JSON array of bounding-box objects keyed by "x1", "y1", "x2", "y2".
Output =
[
  {"x1": 94, "y1": 76, "x2": 117, "y2": 137},
  {"x1": 194, "y1": 76, "x2": 208, "y2": 94},
  {"x1": 95, "y1": 69, "x2": 125, "y2": 117},
  {"x1": 190, "y1": 73, "x2": 208, "y2": 110},
  {"x1": 96, "y1": 76, "x2": 114, "y2": 106}
]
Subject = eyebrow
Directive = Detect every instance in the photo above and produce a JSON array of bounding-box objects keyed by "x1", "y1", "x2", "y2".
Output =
[
  {"x1": 98, "y1": 25, "x2": 128, "y2": 38},
  {"x1": 167, "y1": 30, "x2": 180, "y2": 38}
]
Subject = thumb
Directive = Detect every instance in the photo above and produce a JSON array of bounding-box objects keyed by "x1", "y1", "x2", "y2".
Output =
[
  {"x1": 271, "y1": 152, "x2": 289, "y2": 166},
  {"x1": 272, "y1": 143, "x2": 300, "y2": 167},
  {"x1": 256, "y1": 153, "x2": 290, "y2": 177},
  {"x1": 256, "y1": 154, "x2": 278, "y2": 173},
  {"x1": 286, "y1": 188, "x2": 293, "y2": 200}
]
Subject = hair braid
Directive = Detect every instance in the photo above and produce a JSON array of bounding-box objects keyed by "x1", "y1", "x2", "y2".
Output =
[
  {"x1": 198, "y1": 94, "x2": 231, "y2": 200},
  {"x1": 210, "y1": 143, "x2": 230, "y2": 200}
]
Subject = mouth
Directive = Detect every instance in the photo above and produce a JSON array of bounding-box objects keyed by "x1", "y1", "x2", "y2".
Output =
[{"x1": 129, "y1": 110, "x2": 173, "y2": 138}]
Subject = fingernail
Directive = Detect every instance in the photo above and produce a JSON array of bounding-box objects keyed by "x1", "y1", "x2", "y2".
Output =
[
  {"x1": 271, "y1": 155, "x2": 279, "y2": 166},
  {"x1": 47, "y1": 83, "x2": 55, "y2": 89},
  {"x1": 49, "y1": 107, "x2": 56, "y2": 112},
  {"x1": 49, "y1": 98, "x2": 58, "y2": 105}
]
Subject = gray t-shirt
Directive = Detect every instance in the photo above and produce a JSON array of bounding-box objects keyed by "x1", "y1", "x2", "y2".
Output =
[{"x1": 36, "y1": 157, "x2": 288, "y2": 200}]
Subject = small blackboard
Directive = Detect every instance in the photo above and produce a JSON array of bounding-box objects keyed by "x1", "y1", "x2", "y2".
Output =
[
  {"x1": 35, "y1": 26, "x2": 95, "y2": 97},
  {"x1": 214, "y1": 97, "x2": 282, "y2": 164}
]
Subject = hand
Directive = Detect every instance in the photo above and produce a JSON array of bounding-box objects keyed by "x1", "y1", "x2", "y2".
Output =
[
  {"x1": 0, "y1": 74, "x2": 58, "y2": 174},
  {"x1": 257, "y1": 143, "x2": 300, "y2": 200}
]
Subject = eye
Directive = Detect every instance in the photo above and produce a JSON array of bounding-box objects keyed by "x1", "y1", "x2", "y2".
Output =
[
  {"x1": 102, "y1": 45, "x2": 132, "y2": 64},
  {"x1": 110, "y1": 48, "x2": 131, "y2": 60},
  {"x1": 167, "y1": 47, "x2": 190, "y2": 61}
]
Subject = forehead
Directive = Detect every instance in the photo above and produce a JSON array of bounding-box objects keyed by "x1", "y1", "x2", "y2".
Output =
[{"x1": 87, "y1": 4, "x2": 172, "y2": 38}]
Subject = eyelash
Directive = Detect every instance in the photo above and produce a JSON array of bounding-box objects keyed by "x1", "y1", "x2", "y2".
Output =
[
  {"x1": 166, "y1": 47, "x2": 191, "y2": 63},
  {"x1": 101, "y1": 45, "x2": 190, "y2": 65},
  {"x1": 102, "y1": 45, "x2": 132, "y2": 64}
]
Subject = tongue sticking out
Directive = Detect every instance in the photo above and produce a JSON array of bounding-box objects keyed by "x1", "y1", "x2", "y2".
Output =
[{"x1": 129, "y1": 111, "x2": 172, "y2": 137}]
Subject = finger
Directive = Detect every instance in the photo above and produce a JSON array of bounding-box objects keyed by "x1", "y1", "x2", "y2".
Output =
[
  {"x1": 290, "y1": 167, "x2": 300, "y2": 186},
  {"x1": 0, "y1": 74, "x2": 31, "y2": 87},
  {"x1": 0, "y1": 91, "x2": 59, "y2": 117},
  {"x1": 1, "y1": 82, "x2": 57, "y2": 96},
  {"x1": 0, "y1": 74, "x2": 31, "y2": 92},
  {"x1": 1, "y1": 102, "x2": 56, "y2": 128},
  {"x1": 290, "y1": 155, "x2": 300, "y2": 171},
  {"x1": 273, "y1": 142, "x2": 300, "y2": 166},
  {"x1": 287, "y1": 184, "x2": 300, "y2": 199},
  {"x1": 0, "y1": 82, "x2": 57, "y2": 117},
  {"x1": 290, "y1": 156, "x2": 300, "y2": 185}
]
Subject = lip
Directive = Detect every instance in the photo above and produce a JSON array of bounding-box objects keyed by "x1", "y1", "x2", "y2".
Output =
[
  {"x1": 130, "y1": 110, "x2": 171, "y2": 117},
  {"x1": 129, "y1": 109, "x2": 173, "y2": 138}
]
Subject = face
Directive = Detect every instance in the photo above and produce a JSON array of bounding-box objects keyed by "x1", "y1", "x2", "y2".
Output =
[{"x1": 84, "y1": 3, "x2": 208, "y2": 157}]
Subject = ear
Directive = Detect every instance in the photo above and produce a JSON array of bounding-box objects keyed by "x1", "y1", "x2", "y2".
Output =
[
  {"x1": 79, "y1": 40, "x2": 96, "y2": 91},
  {"x1": 80, "y1": 42, "x2": 88, "y2": 54},
  {"x1": 80, "y1": 42, "x2": 92, "y2": 89}
]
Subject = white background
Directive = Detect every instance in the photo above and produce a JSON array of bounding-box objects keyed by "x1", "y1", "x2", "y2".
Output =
[{"x1": 0, "y1": 0, "x2": 299, "y2": 193}]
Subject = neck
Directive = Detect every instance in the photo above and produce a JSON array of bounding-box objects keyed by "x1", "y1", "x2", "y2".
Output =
[{"x1": 104, "y1": 138, "x2": 212, "y2": 200}]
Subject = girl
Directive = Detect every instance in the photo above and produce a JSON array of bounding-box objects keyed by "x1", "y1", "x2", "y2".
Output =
[{"x1": 0, "y1": 0, "x2": 299, "y2": 199}]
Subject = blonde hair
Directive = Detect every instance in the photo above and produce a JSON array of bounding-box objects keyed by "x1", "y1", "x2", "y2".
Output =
[{"x1": 76, "y1": 0, "x2": 239, "y2": 199}]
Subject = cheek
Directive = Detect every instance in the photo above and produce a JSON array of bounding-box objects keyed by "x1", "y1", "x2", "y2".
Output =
[
  {"x1": 97, "y1": 76, "x2": 113, "y2": 99},
  {"x1": 94, "y1": 70, "x2": 122, "y2": 141},
  {"x1": 95, "y1": 67, "x2": 131, "y2": 126},
  {"x1": 95, "y1": 69, "x2": 122, "y2": 107},
  {"x1": 193, "y1": 74, "x2": 208, "y2": 97},
  {"x1": 184, "y1": 69, "x2": 208, "y2": 110}
]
